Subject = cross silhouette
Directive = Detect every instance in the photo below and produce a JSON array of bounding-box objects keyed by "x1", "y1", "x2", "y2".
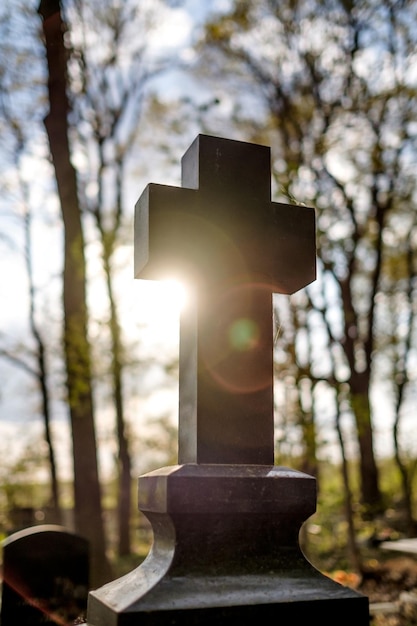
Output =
[{"x1": 135, "y1": 135, "x2": 315, "y2": 465}]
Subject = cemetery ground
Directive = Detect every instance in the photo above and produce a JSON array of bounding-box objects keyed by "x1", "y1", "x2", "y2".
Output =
[{"x1": 1, "y1": 458, "x2": 416, "y2": 625}]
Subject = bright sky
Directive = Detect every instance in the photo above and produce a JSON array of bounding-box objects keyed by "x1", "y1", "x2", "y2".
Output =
[
  {"x1": 0, "y1": 0, "x2": 222, "y2": 483},
  {"x1": 0, "y1": 0, "x2": 204, "y2": 480}
]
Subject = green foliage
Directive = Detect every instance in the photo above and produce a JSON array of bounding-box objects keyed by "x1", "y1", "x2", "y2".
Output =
[{"x1": 303, "y1": 457, "x2": 416, "y2": 574}]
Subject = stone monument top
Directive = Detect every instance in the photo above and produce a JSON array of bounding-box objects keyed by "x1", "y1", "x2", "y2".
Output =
[{"x1": 135, "y1": 134, "x2": 316, "y2": 465}]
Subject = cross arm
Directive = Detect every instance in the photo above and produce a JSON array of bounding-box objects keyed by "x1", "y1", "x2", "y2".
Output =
[
  {"x1": 134, "y1": 183, "x2": 201, "y2": 284},
  {"x1": 266, "y1": 201, "x2": 316, "y2": 294},
  {"x1": 134, "y1": 182, "x2": 262, "y2": 288},
  {"x1": 135, "y1": 184, "x2": 316, "y2": 294}
]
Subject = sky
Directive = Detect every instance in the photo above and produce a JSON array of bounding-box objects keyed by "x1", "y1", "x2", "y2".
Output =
[
  {"x1": 0, "y1": 0, "x2": 262, "y2": 484},
  {"x1": 0, "y1": 0, "x2": 213, "y2": 480}
]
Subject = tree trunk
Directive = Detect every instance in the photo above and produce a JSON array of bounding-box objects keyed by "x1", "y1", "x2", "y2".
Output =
[
  {"x1": 104, "y1": 256, "x2": 132, "y2": 557},
  {"x1": 335, "y1": 387, "x2": 362, "y2": 572},
  {"x1": 340, "y1": 275, "x2": 383, "y2": 513},
  {"x1": 37, "y1": 340, "x2": 61, "y2": 523},
  {"x1": 22, "y1": 157, "x2": 62, "y2": 523},
  {"x1": 350, "y1": 373, "x2": 381, "y2": 514},
  {"x1": 38, "y1": 0, "x2": 112, "y2": 587}
]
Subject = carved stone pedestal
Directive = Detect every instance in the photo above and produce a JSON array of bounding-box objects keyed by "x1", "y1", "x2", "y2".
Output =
[{"x1": 87, "y1": 465, "x2": 369, "y2": 625}]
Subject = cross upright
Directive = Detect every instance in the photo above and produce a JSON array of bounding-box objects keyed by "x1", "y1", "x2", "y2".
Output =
[{"x1": 135, "y1": 135, "x2": 316, "y2": 465}]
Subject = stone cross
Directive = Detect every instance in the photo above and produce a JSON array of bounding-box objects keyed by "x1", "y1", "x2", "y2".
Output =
[
  {"x1": 88, "y1": 137, "x2": 368, "y2": 626},
  {"x1": 135, "y1": 135, "x2": 315, "y2": 465}
]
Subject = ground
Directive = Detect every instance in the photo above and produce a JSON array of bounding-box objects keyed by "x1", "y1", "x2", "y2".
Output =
[{"x1": 333, "y1": 557, "x2": 417, "y2": 625}]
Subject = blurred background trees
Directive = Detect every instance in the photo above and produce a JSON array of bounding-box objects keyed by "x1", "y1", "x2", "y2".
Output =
[
  {"x1": 201, "y1": 0, "x2": 417, "y2": 518},
  {"x1": 0, "y1": 0, "x2": 417, "y2": 580}
]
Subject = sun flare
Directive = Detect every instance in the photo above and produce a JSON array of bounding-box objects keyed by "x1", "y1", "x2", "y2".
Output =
[
  {"x1": 160, "y1": 279, "x2": 188, "y2": 313},
  {"x1": 134, "y1": 278, "x2": 189, "y2": 328}
]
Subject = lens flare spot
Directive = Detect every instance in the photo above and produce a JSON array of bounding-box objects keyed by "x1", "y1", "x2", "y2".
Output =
[{"x1": 229, "y1": 318, "x2": 259, "y2": 351}]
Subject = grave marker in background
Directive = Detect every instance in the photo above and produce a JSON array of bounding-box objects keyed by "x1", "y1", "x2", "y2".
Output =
[{"x1": 2, "y1": 524, "x2": 89, "y2": 625}]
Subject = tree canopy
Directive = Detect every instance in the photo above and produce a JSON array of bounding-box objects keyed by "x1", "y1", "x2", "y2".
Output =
[{"x1": 197, "y1": 0, "x2": 417, "y2": 513}]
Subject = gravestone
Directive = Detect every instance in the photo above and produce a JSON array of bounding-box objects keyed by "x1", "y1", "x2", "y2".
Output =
[
  {"x1": 1, "y1": 524, "x2": 89, "y2": 625},
  {"x1": 87, "y1": 135, "x2": 369, "y2": 625}
]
